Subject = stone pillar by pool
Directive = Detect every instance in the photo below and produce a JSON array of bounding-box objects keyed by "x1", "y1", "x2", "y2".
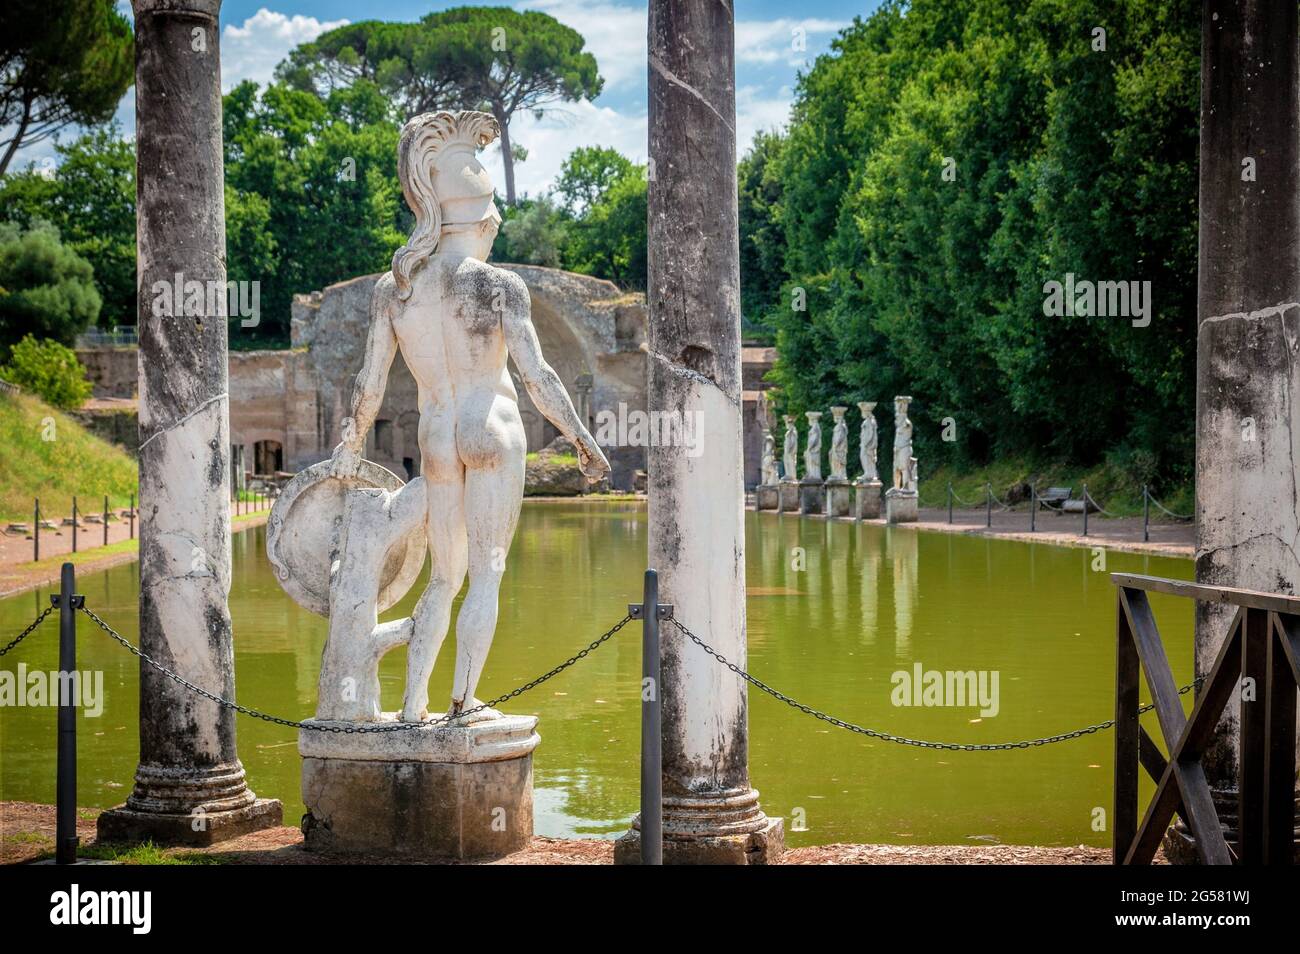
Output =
[
  {"x1": 1179, "y1": 0, "x2": 1300, "y2": 863},
  {"x1": 616, "y1": 0, "x2": 782, "y2": 864},
  {"x1": 98, "y1": 0, "x2": 281, "y2": 846},
  {"x1": 799, "y1": 411, "x2": 827, "y2": 515}
]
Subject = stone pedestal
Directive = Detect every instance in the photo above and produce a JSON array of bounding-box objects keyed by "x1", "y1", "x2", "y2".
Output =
[
  {"x1": 97, "y1": 768, "x2": 282, "y2": 847},
  {"x1": 755, "y1": 484, "x2": 779, "y2": 511},
  {"x1": 614, "y1": 790, "x2": 785, "y2": 864},
  {"x1": 799, "y1": 478, "x2": 825, "y2": 515},
  {"x1": 885, "y1": 489, "x2": 918, "y2": 524},
  {"x1": 298, "y1": 714, "x2": 539, "y2": 860},
  {"x1": 778, "y1": 480, "x2": 799, "y2": 512},
  {"x1": 854, "y1": 480, "x2": 882, "y2": 520},
  {"x1": 825, "y1": 479, "x2": 852, "y2": 518}
]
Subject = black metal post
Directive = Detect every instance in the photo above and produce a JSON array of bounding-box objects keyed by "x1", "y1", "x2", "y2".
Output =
[
  {"x1": 1142, "y1": 485, "x2": 1150, "y2": 542},
  {"x1": 34, "y1": 497, "x2": 39, "y2": 562},
  {"x1": 102, "y1": 495, "x2": 109, "y2": 547},
  {"x1": 947, "y1": 482, "x2": 953, "y2": 524},
  {"x1": 55, "y1": 561, "x2": 80, "y2": 864},
  {"x1": 985, "y1": 482, "x2": 991, "y2": 528},
  {"x1": 631, "y1": 568, "x2": 663, "y2": 865},
  {"x1": 1030, "y1": 486, "x2": 1036, "y2": 532},
  {"x1": 71, "y1": 496, "x2": 77, "y2": 553},
  {"x1": 1082, "y1": 482, "x2": 1089, "y2": 537},
  {"x1": 129, "y1": 493, "x2": 135, "y2": 540}
]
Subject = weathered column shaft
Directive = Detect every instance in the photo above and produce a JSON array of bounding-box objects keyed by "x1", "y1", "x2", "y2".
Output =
[
  {"x1": 631, "y1": 0, "x2": 780, "y2": 863},
  {"x1": 99, "y1": 0, "x2": 279, "y2": 844},
  {"x1": 1191, "y1": 0, "x2": 1299, "y2": 850}
]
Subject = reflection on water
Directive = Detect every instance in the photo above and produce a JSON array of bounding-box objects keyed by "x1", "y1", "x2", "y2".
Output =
[{"x1": 0, "y1": 502, "x2": 1192, "y2": 848}]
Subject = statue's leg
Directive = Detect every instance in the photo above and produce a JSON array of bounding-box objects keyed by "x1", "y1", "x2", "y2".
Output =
[
  {"x1": 449, "y1": 460, "x2": 524, "y2": 713},
  {"x1": 400, "y1": 472, "x2": 469, "y2": 722}
]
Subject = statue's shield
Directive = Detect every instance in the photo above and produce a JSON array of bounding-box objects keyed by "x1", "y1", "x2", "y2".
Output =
[{"x1": 266, "y1": 459, "x2": 426, "y2": 617}]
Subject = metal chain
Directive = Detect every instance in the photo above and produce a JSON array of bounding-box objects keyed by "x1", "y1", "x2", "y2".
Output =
[
  {"x1": 79, "y1": 604, "x2": 632, "y2": 733},
  {"x1": 668, "y1": 616, "x2": 1202, "y2": 751},
  {"x1": 1082, "y1": 489, "x2": 1121, "y2": 518},
  {"x1": 0, "y1": 605, "x2": 54, "y2": 656},
  {"x1": 1148, "y1": 494, "x2": 1193, "y2": 521}
]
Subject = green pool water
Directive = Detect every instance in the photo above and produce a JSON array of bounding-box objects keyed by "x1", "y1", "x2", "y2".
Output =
[{"x1": 0, "y1": 500, "x2": 1193, "y2": 848}]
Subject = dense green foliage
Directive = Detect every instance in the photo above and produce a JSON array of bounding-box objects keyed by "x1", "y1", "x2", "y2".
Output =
[
  {"x1": 0, "y1": 0, "x2": 133, "y2": 175},
  {"x1": 0, "y1": 220, "x2": 101, "y2": 353},
  {"x1": 0, "y1": 334, "x2": 92, "y2": 408},
  {"x1": 0, "y1": 126, "x2": 134, "y2": 327},
  {"x1": 278, "y1": 7, "x2": 602, "y2": 204},
  {"x1": 743, "y1": 0, "x2": 1199, "y2": 489}
]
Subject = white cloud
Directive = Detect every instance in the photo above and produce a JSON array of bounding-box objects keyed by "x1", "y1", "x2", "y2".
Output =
[
  {"x1": 221, "y1": 8, "x2": 350, "y2": 91},
  {"x1": 736, "y1": 17, "x2": 847, "y2": 66},
  {"x1": 515, "y1": 0, "x2": 647, "y2": 92},
  {"x1": 485, "y1": 98, "x2": 648, "y2": 198}
]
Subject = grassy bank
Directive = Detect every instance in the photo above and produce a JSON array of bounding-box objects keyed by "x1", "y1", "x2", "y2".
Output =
[
  {"x1": 0, "y1": 392, "x2": 137, "y2": 523},
  {"x1": 917, "y1": 456, "x2": 1194, "y2": 519}
]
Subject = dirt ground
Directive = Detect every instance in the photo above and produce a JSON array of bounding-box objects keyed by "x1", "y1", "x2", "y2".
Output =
[
  {"x1": 1, "y1": 801, "x2": 1119, "y2": 866},
  {"x1": 751, "y1": 502, "x2": 1193, "y2": 558},
  {"x1": 0, "y1": 511, "x2": 270, "y2": 598}
]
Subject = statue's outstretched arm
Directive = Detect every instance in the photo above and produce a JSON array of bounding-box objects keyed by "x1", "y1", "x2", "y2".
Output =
[
  {"x1": 499, "y1": 273, "x2": 611, "y2": 482},
  {"x1": 331, "y1": 275, "x2": 399, "y2": 478}
]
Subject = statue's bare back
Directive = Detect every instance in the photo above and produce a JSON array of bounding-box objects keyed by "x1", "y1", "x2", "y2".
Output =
[{"x1": 329, "y1": 111, "x2": 609, "y2": 723}]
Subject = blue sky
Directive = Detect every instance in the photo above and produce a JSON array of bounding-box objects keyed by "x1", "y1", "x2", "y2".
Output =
[{"x1": 13, "y1": 1, "x2": 883, "y2": 195}]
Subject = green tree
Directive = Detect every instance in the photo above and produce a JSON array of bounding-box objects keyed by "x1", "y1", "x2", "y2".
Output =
[
  {"x1": 494, "y1": 196, "x2": 568, "y2": 267},
  {"x1": 563, "y1": 167, "x2": 647, "y2": 291},
  {"x1": 0, "y1": 0, "x2": 133, "y2": 174},
  {"x1": 553, "y1": 145, "x2": 635, "y2": 213},
  {"x1": 277, "y1": 8, "x2": 603, "y2": 205},
  {"x1": 0, "y1": 220, "x2": 101, "y2": 353},
  {"x1": 0, "y1": 334, "x2": 92, "y2": 408}
]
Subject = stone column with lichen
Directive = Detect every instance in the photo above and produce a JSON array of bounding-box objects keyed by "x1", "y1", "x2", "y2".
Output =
[
  {"x1": 98, "y1": 0, "x2": 280, "y2": 846},
  {"x1": 614, "y1": 0, "x2": 782, "y2": 864}
]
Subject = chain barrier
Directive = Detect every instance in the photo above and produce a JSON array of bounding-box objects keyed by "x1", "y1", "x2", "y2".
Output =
[
  {"x1": 985, "y1": 487, "x2": 1014, "y2": 512},
  {"x1": 1148, "y1": 494, "x2": 1193, "y2": 521},
  {"x1": 0, "y1": 606, "x2": 53, "y2": 656},
  {"x1": 1082, "y1": 489, "x2": 1121, "y2": 519},
  {"x1": 667, "y1": 616, "x2": 1202, "y2": 751},
  {"x1": 79, "y1": 604, "x2": 633, "y2": 733}
]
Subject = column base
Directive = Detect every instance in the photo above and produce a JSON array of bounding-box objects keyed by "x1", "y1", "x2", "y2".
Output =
[
  {"x1": 614, "y1": 814, "x2": 785, "y2": 865},
  {"x1": 825, "y1": 479, "x2": 852, "y2": 517},
  {"x1": 855, "y1": 480, "x2": 882, "y2": 519},
  {"x1": 755, "y1": 484, "x2": 779, "y2": 511},
  {"x1": 778, "y1": 480, "x2": 800, "y2": 512},
  {"x1": 799, "y1": 479, "x2": 826, "y2": 515},
  {"x1": 298, "y1": 713, "x2": 539, "y2": 860},
  {"x1": 97, "y1": 799, "x2": 282, "y2": 848},
  {"x1": 97, "y1": 759, "x2": 282, "y2": 847},
  {"x1": 885, "y1": 489, "x2": 918, "y2": 524}
]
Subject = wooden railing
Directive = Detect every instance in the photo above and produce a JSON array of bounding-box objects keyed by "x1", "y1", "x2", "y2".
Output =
[{"x1": 1112, "y1": 573, "x2": 1299, "y2": 865}]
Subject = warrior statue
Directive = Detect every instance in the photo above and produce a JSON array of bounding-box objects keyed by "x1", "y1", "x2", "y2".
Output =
[{"x1": 321, "y1": 111, "x2": 610, "y2": 722}]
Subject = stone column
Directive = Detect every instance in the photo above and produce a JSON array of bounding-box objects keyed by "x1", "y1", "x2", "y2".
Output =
[
  {"x1": 824, "y1": 406, "x2": 852, "y2": 517},
  {"x1": 799, "y1": 411, "x2": 826, "y2": 514},
  {"x1": 1176, "y1": 0, "x2": 1299, "y2": 862},
  {"x1": 98, "y1": 0, "x2": 280, "y2": 846},
  {"x1": 615, "y1": 0, "x2": 782, "y2": 864},
  {"x1": 854, "y1": 401, "x2": 882, "y2": 519}
]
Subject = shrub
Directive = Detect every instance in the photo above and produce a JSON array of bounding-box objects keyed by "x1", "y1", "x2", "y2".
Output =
[{"x1": 0, "y1": 335, "x2": 93, "y2": 409}]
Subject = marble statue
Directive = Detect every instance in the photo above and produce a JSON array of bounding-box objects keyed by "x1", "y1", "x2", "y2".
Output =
[
  {"x1": 782, "y1": 415, "x2": 799, "y2": 482},
  {"x1": 857, "y1": 401, "x2": 878, "y2": 482},
  {"x1": 829, "y1": 406, "x2": 849, "y2": 481},
  {"x1": 271, "y1": 111, "x2": 610, "y2": 726},
  {"x1": 804, "y1": 412, "x2": 823, "y2": 482},
  {"x1": 761, "y1": 432, "x2": 779, "y2": 486},
  {"x1": 892, "y1": 396, "x2": 914, "y2": 491}
]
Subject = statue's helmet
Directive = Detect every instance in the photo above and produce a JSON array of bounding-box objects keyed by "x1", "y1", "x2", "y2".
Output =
[{"x1": 392, "y1": 110, "x2": 502, "y2": 298}]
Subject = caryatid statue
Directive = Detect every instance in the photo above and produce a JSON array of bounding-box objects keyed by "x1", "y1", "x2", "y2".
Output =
[
  {"x1": 323, "y1": 111, "x2": 610, "y2": 723},
  {"x1": 804, "y1": 411, "x2": 823, "y2": 481},
  {"x1": 761, "y1": 432, "x2": 779, "y2": 486},
  {"x1": 892, "y1": 395, "x2": 915, "y2": 492},
  {"x1": 782, "y1": 414, "x2": 799, "y2": 482},
  {"x1": 829, "y1": 406, "x2": 849, "y2": 481},
  {"x1": 857, "y1": 401, "x2": 878, "y2": 482}
]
